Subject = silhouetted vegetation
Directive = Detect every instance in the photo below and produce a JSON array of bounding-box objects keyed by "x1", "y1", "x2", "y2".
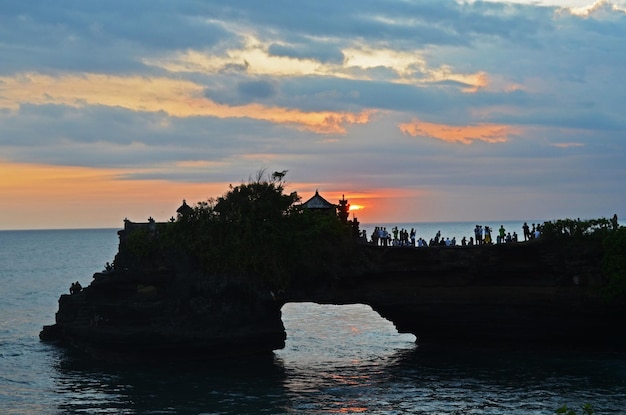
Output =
[
  {"x1": 601, "y1": 226, "x2": 626, "y2": 301},
  {"x1": 540, "y1": 217, "x2": 626, "y2": 301},
  {"x1": 128, "y1": 170, "x2": 357, "y2": 290},
  {"x1": 540, "y1": 217, "x2": 614, "y2": 240},
  {"x1": 124, "y1": 185, "x2": 626, "y2": 301}
]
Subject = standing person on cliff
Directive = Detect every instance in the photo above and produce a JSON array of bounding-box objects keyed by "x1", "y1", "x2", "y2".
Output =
[
  {"x1": 498, "y1": 225, "x2": 506, "y2": 244},
  {"x1": 523, "y1": 222, "x2": 530, "y2": 241},
  {"x1": 484, "y1": 226, "x2": 492, "y2": 244}
]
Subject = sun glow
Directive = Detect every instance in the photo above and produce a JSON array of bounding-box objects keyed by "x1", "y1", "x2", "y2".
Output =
[{"x1": 0, "y1": 161, "x2": 224, "y2": 230}]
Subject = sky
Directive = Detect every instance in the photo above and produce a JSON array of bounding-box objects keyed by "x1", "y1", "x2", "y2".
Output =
[{"x1": 1, "y1": 0, "x2": 625, "y2": 230}]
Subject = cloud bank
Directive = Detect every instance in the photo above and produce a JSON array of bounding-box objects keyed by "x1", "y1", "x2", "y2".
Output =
[{"x1": 1, "y1": 0, "x2": 625, "y2": 228}]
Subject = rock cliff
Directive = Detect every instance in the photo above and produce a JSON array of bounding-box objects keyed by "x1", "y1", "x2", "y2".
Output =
[
  {"x1": 40, "y1": 229, "x2": 286, "y2": 360},
  {"x1": 289, "y1": 239, "x2": 626, "y2": 349},
  {"x1": 41, "y1": 230, "x2": 626, "y2": 360}
]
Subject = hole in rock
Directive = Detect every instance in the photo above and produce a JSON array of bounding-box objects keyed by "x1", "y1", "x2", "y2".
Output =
[{"x1": 276, "y1": 302, "x2": 416, "y2": 364}]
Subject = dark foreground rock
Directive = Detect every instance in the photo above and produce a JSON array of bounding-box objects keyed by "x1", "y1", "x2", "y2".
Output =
[
  {"x1": 41, "y1": 234, "x2": 626, "y2": 360},
  {"x1": 293, "y1": 240, "x2": 626, "y2": 350},
  {"x1": 40, "y1": 267, "x2": 286, "y2": 360}
]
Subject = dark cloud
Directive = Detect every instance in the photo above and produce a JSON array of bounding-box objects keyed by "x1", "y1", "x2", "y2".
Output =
[
  {"x1": 0, "y1": 0, "x2": 564, "y2": 76},
  {"x1": 203, "y1": 77, "x2": 279, "y2": 105},
  {"x1": 267, "y1": 43, "x2": 345, "y2": 64},
  {"x1": 201, "y1": 0, "x2": 556, "y2": 48},
  {"x1": 220, "y1": 60, "x2": 250, "y2": 74},
  {"x1": 237, "y1": 80, "x2": 277, "y2": 100},
  {"x1": 0, "y1": 1, "x2": 231, "y2": 74},
  {"x1": 0, "y1": 103, "x2": 296, "y2": 168}
]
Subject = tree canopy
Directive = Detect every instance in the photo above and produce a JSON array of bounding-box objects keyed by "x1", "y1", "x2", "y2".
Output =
[{"x1": 130, "y1": 170, "x2": 357, "y2": 290}]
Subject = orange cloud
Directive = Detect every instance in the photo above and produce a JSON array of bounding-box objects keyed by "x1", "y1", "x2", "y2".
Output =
[
  {"x1": 0, "y1": 73, "x2": 373, "y2": 134},
  {"x1": 463, "y1": 72, "x2": 489, "y2": 93},
  {"x1": 433, "y1": 70, "x2": 489, "y2": 93},
  {"x1": 398, "y1": 119, "x2": 515, "y2": 144}
]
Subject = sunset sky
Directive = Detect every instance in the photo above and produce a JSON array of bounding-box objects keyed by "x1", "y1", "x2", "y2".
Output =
[{"x1": 1, "y1": 0, "x2": 625, "y2": 230}]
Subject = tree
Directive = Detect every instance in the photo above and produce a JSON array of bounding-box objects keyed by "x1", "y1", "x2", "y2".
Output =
[
  {"x1": 213, "y1": 169, "x2": 299, "y2": 224},
  {"x1": 157, "y1": 170, "x2": 356, "y2": 290}
]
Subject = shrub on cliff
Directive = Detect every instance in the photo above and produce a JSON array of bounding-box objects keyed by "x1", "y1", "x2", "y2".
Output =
[
  {"x1": 540, "y1": 218, "x2": 613, "y2": 240},
  {"x1": 601, "y1": 226, "x2": 626, "y2": 301},
  {"x1": 540, "y1": 217, "x2": 626, "y2": 300}
]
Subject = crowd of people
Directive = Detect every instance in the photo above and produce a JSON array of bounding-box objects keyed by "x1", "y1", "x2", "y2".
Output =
[{"x1": 367, "y1": 222, "x2": 543, "y2": 248}]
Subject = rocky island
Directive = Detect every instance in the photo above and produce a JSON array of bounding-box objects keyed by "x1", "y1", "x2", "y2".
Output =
[{"x1": 40, "y1": 173, "x2": 626, "y2": 360}]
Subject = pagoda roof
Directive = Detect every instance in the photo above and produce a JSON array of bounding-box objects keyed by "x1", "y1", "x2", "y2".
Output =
[
  {"x1": 176, "y1": 199, "x2": 194, "y2": 215},
  {"x1": 302, "y1": 190, "x2": 336, "y2": 209}
]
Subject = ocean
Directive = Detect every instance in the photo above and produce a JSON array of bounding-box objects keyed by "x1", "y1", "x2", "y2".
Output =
[{"x1": 1, "y1": 226, "x2": 625, "y2": 414}]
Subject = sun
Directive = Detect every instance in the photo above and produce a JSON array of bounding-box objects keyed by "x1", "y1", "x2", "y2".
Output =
[{"x1": 349, "y1": 205, "x2": 364, "y2": 211}]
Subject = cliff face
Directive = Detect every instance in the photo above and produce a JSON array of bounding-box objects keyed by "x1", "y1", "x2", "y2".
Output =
[
  {"x1": 288, "y1": 240, "x2": 626, "y2": 349},
  {"x1": 41, "y1": 234, "x2": 626, "y2": 360},
  {"x1": 40, "y1": 234, "x2": 286, "y2": 360}
]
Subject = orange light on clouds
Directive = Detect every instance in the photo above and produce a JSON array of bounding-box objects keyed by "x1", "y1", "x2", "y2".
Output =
[
  {"x1": 149, "y1": 40, "x2": 487, "y2": 93},
  {"x1": 465, "y1": 72, "x2": 489, "y2": 92},
  {"x1": 0, "y1": 73, "x2": 373, "y2": 134},
  {"x1": 399, "y1": 119, "x2": 516, "y2": 144},
  {"x1": 0, "y1": 164, "x2": 440, "y2": 229},
  {"x1": 427, "y1": 69, "x2": 489, "y2": 92}
]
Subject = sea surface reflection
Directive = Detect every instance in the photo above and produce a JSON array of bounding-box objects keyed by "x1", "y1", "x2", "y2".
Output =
[
  {"x1": 44, "y1": 303, "x2": 626, "y2": 415},
  {"x1": 51, "y1": 350, "x2": 288, "y2": 414}
]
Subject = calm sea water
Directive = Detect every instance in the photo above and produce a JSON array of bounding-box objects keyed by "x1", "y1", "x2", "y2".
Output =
[{"x1": 1, "y1": 226, "x2": 625, "y2": 414}]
